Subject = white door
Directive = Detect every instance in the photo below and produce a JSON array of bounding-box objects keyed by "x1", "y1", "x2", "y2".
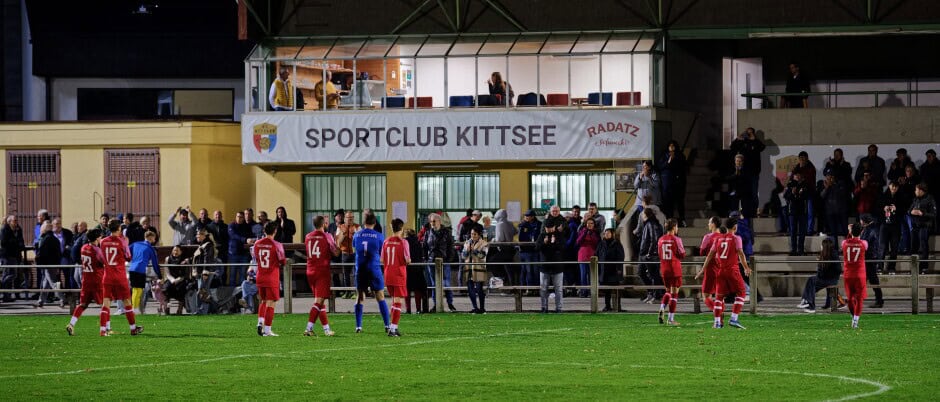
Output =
[{"x1": 722, "y1": 57, "x2": 763, "y2": 148}]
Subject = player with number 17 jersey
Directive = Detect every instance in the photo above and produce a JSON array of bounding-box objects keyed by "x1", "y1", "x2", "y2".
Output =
[{"x1": 842, "y1": 231, "x2": 869, "y2": 328}]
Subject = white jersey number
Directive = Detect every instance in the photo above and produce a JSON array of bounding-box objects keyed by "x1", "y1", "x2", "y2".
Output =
[
  {"x1": 847, "y1": 246, "x2": 862, "y2": 263},
  {"x1": 258, "y1": 249, "x2": 271, "y2": 268},
  {"x1": 105, "y1": 247, "x2": 119, "y2": 266},
  {"x1": 308, "y1": 240, "x2": 321, "y2": 259},
  {"x1": 81, "y1": 255, "x2": 94, "y2": 273},
  {"x1": 718, "y1": 241, "x2": 729, "y2": 259},
  {"x1": 661, "y1": 243, "x2": 673, "y2": 260}
]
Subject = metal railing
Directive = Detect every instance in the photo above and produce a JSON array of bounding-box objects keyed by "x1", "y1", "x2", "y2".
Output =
[
  {"x1": 740, "y1": 89, "x2": 940, "y2": 109},
  {"x1": 1, "y1": 256, "x2": 937, "y2": 315}
]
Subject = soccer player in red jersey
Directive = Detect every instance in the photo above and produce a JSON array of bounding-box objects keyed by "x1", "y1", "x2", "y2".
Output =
[
  {"x1": 700, "y1": 217, "x2": 751, "y2": 329},
  {"x1": 99, "y1": 219, "x2": 142, "y2": 336},
  {"x1": 657, "y1": 219, "x2": 686, "y2": 326},
  {"x1": 695, "y1": 216, "x2": 722, "y2": 311},
  {"x1": 842, "y1": 224, "x2": 869, "y2": 329},
  {"x1": 66, "y1": 228, "x2": 105, "y2": 336},
  {"x1": 253, "y1": 221, "x2": 286, "y2": 337},
  {"x1": 380, "y1": 219, "x2": 411, "y2": 337},
  {"x1": 304, "y1": 215, "x2": 339, "y2": 337}
]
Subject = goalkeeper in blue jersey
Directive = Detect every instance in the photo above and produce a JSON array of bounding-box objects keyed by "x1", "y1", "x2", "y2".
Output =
[{"x1": 352, "y1": 214, "x2": 390, "y2": 333}]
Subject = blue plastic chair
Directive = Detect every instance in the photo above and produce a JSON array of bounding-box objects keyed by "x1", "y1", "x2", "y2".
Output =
[
  {"x1": 587, "y1": 92, "x2": 613, "y2": 106},
  {"x1": 382, "y1": 96, "x2": 406, "y2": 108},
  {"x1": 449, "y1": 95, "x2": 475, "y2": 107}
]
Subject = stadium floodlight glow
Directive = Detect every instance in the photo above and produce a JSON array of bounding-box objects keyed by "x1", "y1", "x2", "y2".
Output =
[
  {"x1": 309, "y1": 164, "x2": 366, "y2": 171},
  {"x1": 535, "y1": 162, "x2": 595, "y2": 168},
  {"x1": 422, "y1": 164, "x2": 480, "y2": 169}
]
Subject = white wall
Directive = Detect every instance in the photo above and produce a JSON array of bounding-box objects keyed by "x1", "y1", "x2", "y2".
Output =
[
  {"x1": 50, "y1": 78, "x2": 245, "y2": 121},
  {"x1": 21, "y1": 0, "x2": 45, "y2": 121}
]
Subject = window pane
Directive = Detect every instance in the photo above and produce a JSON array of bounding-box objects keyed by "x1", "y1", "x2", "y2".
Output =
[
  {"x1": 474, "y1": 174, "x2": 500, "y2": 210},
  {"x1": 559, "y1": 174, "x2": 586, "y2": 208},
  {"x1": 589, "y1": 173, "x2": 615, "y2": 208},
  {"x1": 530, "y1": 173, "x2": 557, "y2": 210},
  {"x1": 445, "y1": 175, "x2": 471, "y2": 209},
  {"x1": 362, "y1": 175, "x2": 387, "y2": 210},
  {"x1": 333, "y1": 176, "x2": 359, "y2": 211},
  {"x1": 417, "y1": 176, "x2": 444, "y2": 210},
  {"x1": 304, "y1": 176, "x2": 331, "y2": 211}
]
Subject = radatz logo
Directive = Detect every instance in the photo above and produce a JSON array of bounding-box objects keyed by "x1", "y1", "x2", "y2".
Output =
[
  {"x1": 253, "y1": 123, "x2": 278, "y2": 153},
  {"x1": 584, "y1": 121, "x2": 641, "y2": 147}
]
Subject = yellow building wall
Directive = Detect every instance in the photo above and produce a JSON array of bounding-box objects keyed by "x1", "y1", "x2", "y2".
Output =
[
  {"x1": 253, "y1": 168, "x2": 302, "y2": 226},
  {"x1": 0, "y1": 148, "x2": 6, "y2": 217},
  {"x1": 189, "y1": 144, "x2": 255, "y2": 219},
  {"x1": 159, "y1": 147, "x2": 192, "y2": 240},
  {"x1": 386, "y1": 170, "x2": 416, "y2": 227},
  {"x1": 60, "y1": 148, "x2": 105, "y2": 225}
]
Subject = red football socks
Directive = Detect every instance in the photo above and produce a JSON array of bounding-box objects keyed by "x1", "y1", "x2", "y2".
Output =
[
  {"x1": 732, "y1": 297, "x2": 744, "y2": 315},
  {"x1": 391, "y1": 302, "x2": 402, "y2": 326},
  {"x1": 264, "y1": 306, "x2": 274, "y2": 326},
  {"x1": 317, "y1": 303, "x2": 329, "y2": 325},
  {"x1": 124, "y1": 305, "x2": 136, "y2": 326},
  {"x1": 308, "y1": 304, "x2": 320, "y2": 325},
  {"x1": 669, "y1": 293, "x2": 677, "y2": 314},
  {"x1": 99, "y1": 306, "x2": 110, "y2": 328}
]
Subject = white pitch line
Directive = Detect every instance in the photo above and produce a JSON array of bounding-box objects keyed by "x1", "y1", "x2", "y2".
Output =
[
  {"x1": 395, "y1": 358, "x2": 891, "y2": 402},
  {"x1": 0, "y1": 327, "x2": 572, "y2": 379}
]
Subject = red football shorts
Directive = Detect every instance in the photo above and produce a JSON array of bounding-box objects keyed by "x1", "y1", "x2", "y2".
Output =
[
  {"x1": 844, "y1": 276, "x2": 868, "y2": 300},
  {"x1": 80, "y1": 284, "x2": 103, "y2": 305},
  {"x1": 700, "y1": 265, "x2": 718, "y2": 294},
  {"x1": 715, "y1": 269, "x2": 746, "y2": 296},
  {"x1": 306, "y1": 270, "x2": 332, "y2": 299},
  {"x1": 386, "y1": 285, "x2": 407, "y2": 298},
  {"x1": 661, "y1": 269, "x2": 683, "y2": 289},
  {"x1": 258, "y1": 286, "x2": 280, "y2": 302},
  {"x1": 102, "y1": 282, "x2": 130, "y2": 301}
]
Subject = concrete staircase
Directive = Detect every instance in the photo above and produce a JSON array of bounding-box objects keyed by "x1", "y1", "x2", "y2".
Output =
[{"x1": 684, "y1": 149, "x2": 714, "y2": 219}]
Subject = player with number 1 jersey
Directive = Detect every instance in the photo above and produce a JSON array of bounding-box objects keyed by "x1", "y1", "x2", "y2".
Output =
[
  {"x1": 254, "y1": 222, "x2": 286, "y2": 337},
  {"x1": 304, "y1": 215, "x2": 339, "y2": 336},
  {"x1": 842, "y1": 224, "x2": 869, "y2": 328},
  {"x1": 657, "y1": 219, "x2": 685, "y2": 325}
]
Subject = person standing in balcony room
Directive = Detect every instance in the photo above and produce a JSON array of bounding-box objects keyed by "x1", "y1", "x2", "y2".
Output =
[
  {"x1": 268, "y1": 67, "x2": 294, "y2": 111},
  {"x1": 314, "y1": 70, "x2": 341, "y2": 109},
  {"x1": 784, "y1": 62, "x2": 810, "y2": 108},
  {"x1": 487, "y1": 72, "x2": 514, "y2": 106},
  {"x1": 658, "y1": 140, "x2": 688, "y2": 227}
]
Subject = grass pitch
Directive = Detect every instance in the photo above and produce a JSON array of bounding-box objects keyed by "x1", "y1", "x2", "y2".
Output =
[{"x1": 0, "y1": 313, "x2": 937, "y2": 400}]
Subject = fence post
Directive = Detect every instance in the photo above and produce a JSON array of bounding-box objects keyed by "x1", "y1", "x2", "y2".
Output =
[
  {"x1": 434, "y1": 258, "x2": 444, "y2": 313},
  {"x1": 590, "y1": 256, "x2": 599, "y2": 313},
  {"x1": 911, "y1": 255, "x2": 919, "y2": 315},
  {"x1": 283, "y1": 263, "x2": 293, "y2": 314},
  {"x1": 749, "y1": 259, "x2": 758, "y2": 315}
]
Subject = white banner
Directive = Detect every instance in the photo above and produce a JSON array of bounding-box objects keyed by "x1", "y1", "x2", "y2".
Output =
[{"x1": 241, "y1": 108, "x2": 652, "y2": 164}]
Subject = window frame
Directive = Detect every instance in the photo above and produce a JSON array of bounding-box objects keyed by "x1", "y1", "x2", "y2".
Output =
[
  {"x1": 415, "y1": 172, "x2": 500, "y2": 231},
  {"x1": 301, "y1": 173, "x2": 387, "y2": 234},
  {"x1": 528, "y1": 171, "x2": 616, "y2": 214}
]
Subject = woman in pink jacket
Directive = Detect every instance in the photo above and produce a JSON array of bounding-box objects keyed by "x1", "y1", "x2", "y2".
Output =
[{"x1": 576, "y1": 219, "x2": 601, "y2": 297}]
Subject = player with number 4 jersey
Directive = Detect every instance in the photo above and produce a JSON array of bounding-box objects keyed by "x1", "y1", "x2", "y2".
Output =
[
  {"x1": 66, "y1": 228, "x2": 106, "y2": 336},
  {"x1": 304, "y1": 215, "x2": 339, "y2": 337},
  {"x1": 253, "y1": 222, "x2": 286, "y2": 337},
  {"x1": 381, "y1": 219, "x2": 411, "y2": 337},
  {"x1": 842, "y1": 224, "x2": 869, "y2": 329},
  {"x1": 657, "y1": 219, "x2": 686, "y2": 325}
]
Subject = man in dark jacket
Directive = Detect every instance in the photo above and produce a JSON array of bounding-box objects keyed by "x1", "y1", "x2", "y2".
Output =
[
  {"x1": 729, "y1": 128, "x2": 766, "y2": 214},
  {"x1": 637, "y1": 208, "x2": 664, "y2": 303},
  {"x1": 858, "y1": 214, "x2": 885, "y2": 308},
  {"x1": 124, "y1": 213, "x2": 146, "y2": 243},
  {"x1": 919, "y1": 150, "x2": 940, "y2": 231},
  {"x1": 785, "y1": 172, "x2": 810, "y2": 255},
  {"x1": 0, "y1": 215, "x2": 26, "y2": 301},
  {"x1": 821, "y1": 172, "x2": 850, "y2": 241},
  {"x1": 228, "y1": 211, "x2": 254, "y2": 286},
  {"x1": 880, "y1": 181, "x2": 908, "y2": 274},
  {"x1": 855, "y1": 144, "x2": 887, "y2": 187},
  {"x1": 423, "y1": 213, "x2": 455, "y2": 311},
  {"x1": 208, "y1": 210, "x2": 229, "y2": 264},
  {"x1": 537, "y1": 223, "x2": 565, "y2": 313},
  {"x1": 458, "y1": 210, "x2": 483, "y2": 242},
  {"x1": 824, "y1": 149, "x2": 853, "y2": 187},
  {"x1": 909, "y1": 183, "x2": 936, "y2": 274},
  {"x1": 35, "y1": 222, "x2": 62, "y2": 306},
  {"x1": 518, "y1": 210, "x2": 542, "y2": 287}
]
